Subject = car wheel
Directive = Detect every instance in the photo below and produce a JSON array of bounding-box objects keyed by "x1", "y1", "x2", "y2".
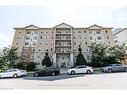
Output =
[
  {"x1": 108, "y1": 69, "x2": 112, "y2": 73},
  {"x1": 13, "y1": 74, "x2": 18, "y2": 78},
  {"x1": 124, "y1": 68, "x2": 127, "y2": 72},
  {"x1": 34, "y1": 73, "x2": 39, "y2": 77},
  {"x1": 51, "y1": 72, "x2": 56, "y2": 76},
  {"x1": 87, "y1": 70, "x2": 91, "y2": 74},
  {"x1": 71, "y1": 71, "x2": 75, "y2": 75}
]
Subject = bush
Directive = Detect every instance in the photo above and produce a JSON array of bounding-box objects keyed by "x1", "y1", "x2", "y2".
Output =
[
  {"x1": 14, "y1": 62, "x2": 36, "y2": 71},
  {"x1": 14, "y1": 62, "x2": 26, "y2": 70},
  {"x1": 26, "y1": 62, "x2": 36, "y2": 71}
]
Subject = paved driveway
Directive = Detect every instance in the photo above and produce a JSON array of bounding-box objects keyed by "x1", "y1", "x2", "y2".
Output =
[{"x1": 1, "y1": 72, "x2": 127, "y2": 89}]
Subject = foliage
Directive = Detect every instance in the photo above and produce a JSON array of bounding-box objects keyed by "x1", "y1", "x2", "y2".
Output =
[
  {"x1": 14, "y1": 62, "x2": 36, "y2": 71},
  {"x1": 109, "y1": 43, "x2": 127, "y2": 62},
  {"x1": 102, "y1": 56, "x2": 117, "y2": 66},
  {"x1": 27, "y1": 62, "x2": 36, "y2": 71},
  {"x1": 76, "y1": 45, "x2": 87, "y2": 66},
  {"x1": 0, "y1": 47, "x2": 18, "y2": 68},
  {"x1": 42, "y1": 52, "x2": 52, "y2": 67},
  {"x1": 14, "y1": 62, "x2": 26, "y2": 70},
  {"x1": 88, "y1": 43, "x2": 109, "y2": 67}
]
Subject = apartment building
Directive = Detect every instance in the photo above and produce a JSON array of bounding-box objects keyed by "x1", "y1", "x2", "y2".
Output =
[
  {"x1": 113, "y1": 28, "x2": 127, "y2": 45},
  {"x1": 12, "y1": 23, "x2": 114, "y2": 69}
]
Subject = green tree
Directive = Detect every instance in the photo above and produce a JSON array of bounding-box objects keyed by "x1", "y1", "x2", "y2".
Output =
[
  {"x1": 88, "y1": 43, "x2": 109, "y2": 67},
  {"x1": 0, "y1": 47, "x2": 18, "y2": 68},
  {"x1": 42, "y1": 52, "x2": 52, "y2": 67},
  {"x1": 109, "y1": 43, "x2": 127, "y2": 63},
  {"x1": 76, "y1": 45, "x2": 87, "y2": 66}
]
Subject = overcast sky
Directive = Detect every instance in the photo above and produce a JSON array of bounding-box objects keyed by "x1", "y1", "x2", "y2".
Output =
[{"x1": 0, "y1": 0, "x2": 127, "y2": 48}]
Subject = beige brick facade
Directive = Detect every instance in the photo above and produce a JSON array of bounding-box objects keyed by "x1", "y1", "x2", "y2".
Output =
[{"x1": 12, "y1": 23, "x2": 114, "y2": 69}]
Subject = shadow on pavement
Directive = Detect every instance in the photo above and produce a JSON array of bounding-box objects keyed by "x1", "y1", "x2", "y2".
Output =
[{"x1": 23, "y1": 74, "x2": 85, "y2": 81}]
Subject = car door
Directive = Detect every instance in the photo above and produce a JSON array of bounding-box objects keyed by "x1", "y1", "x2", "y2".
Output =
[
  {"x1": 113, "y1": 64, "x2": 123, "y2": 72},
  {"x1": 40, "y1": 70, "x2": 47, "y2": 75},
  {"x1": 2, "y1": 70, "x2": 12, "y2": 77},
  {"x1": 76, "y1": 66, "x2": 85, "y2": 73}
]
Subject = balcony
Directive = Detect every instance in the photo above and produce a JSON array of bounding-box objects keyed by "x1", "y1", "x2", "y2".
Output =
[
  {"x1": 55, "y1": 38, "x2": 71, "y2": 41},
  {"x1": 55, "y1": 45, "x2": 71, "y2": 48},
  {"x1": 56, "y1": 32, "x2": 71, "y2": 35},
  {"x1": 55, "y1": 50, "x2": 71, "y2": 53}
]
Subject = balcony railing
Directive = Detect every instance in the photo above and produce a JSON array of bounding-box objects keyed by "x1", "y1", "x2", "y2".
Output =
[
  {"x1": 55, "y1": 45, "x2": 71, "y2": 47},
  {"x1": 55, "y1": 50, "x2": 71, "y2": 53}
]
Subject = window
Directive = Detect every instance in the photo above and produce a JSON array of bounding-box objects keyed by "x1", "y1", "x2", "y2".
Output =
[
  {"x1": 85, "y1": 37, "x2": 87, "y2": 39},
  {"x1": 78, "y1": 31, "x2": 81, "y2": 33},
  {"x1": 96, "y1": 31, "x2": 100, "y2": 34},
  {"x1": 86, "y1": 42, "x2": 87, "y2": 45},
  {"x1": 46, "y1": 31, "x2": 48, "y2": 33},
  {"x1": 18, "y1": 37, "x2": 20, "y2": 39},
  {"x1": 39, "y1": 43, "x2": 41, "y2": 45},
  {"x1": 52, "y1": 31, "x2": 54, "y2": 33},
  {"x1": 90, "y1": 36, "x2": 92, "y2": 40},
  {"x1": 38, "y1": 56, "x2": 40, "y2": 58},
  {"x1": 33, "y1": 43, "x2": 36, "y2": 45},
  {"x1": 51, "y1": 48, "x2": 53, "y2": 51},
  {"x1": 41, "y1": 32, "x2": 43, "y2": 33},
  {"x1": 107, "y1": 36, "x2": 109, "y2": 39},
  {"x1": 84, "y1": 30, "x2": 86, "y2": 33},
  {"x1": 97, "y1": 36, "x2": 101, "y2": 40},
  {"x1": 74, "y1": 42, "x2": 76, "y2": 45},
  {"x1": 51, "y1": 37, "x2": 53, "y2": 39},
  {"x1": 106, "y1": 30, "x2": 108, "y2": 33},
  {"x1": 33, "y1": 49, "x2": 35, "y2": 51},
  {"x1": 74, "y1": 36, "x2": 75, "y2": 39},
  {"x1": 27, "y1": 32, "x2": 31, "y2": 34},
  {"x1": 40, "y1": 36, "x2": 42, "y2": 39},
  {"x1": 26, "y1": 37, "x2": 30, "y2": 40},
  {"x1": 38, "y1": 49, "x2": 41, "y2": 51},
  {"x1": 16, "y1": 42, "x2": 18, "y2": 45},
  {"x1": 25, "y1": 42, "x2": 29, "y2": 45},
  {"x1": 19, "y1": 32, "x2": 21, "y2": 33}
]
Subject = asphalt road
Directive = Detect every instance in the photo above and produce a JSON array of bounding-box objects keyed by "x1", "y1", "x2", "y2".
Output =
[{"x1": 1, "y1": 72, "x2": 127, "y2": 89}]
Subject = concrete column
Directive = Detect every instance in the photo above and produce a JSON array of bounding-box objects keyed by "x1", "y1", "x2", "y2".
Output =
[
  {"x1": 70, "y1": 53, "x2": 74, "y2": 68},
  {"x1": 53, "y1": 53, "x2": 56, "y2": 67}
]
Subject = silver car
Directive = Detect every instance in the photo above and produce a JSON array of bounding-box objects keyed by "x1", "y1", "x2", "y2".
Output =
[{"x1": 100, "y1": 64, "x2": 127, "y2": 73}]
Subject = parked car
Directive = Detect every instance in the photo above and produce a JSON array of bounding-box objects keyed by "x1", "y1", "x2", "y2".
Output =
[
  {"x1": 0, "y1": 69, "x2": 27, "y2": 78},
  {"x1": 68, "y1": 65, "x2": 93, "y2": 75},
  {"x1": 100, "y1": 64, "x2": 127, "y2": 73},
  {"x1": 33, "y1": 67, "x2": 60, "y2": 77}
]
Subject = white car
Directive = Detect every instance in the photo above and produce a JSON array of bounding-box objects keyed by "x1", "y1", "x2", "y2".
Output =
[
  {"x1": 0, "y1": 69, "x2": 27, "y2": 78},
  {"x1": 68, "y1": 65, "x2": 93, "y2": 75}
]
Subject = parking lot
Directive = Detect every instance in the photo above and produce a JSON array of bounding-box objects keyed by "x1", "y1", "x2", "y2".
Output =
[{"x1": 1, "y1": 71, "x2": 127, "y2": 89}]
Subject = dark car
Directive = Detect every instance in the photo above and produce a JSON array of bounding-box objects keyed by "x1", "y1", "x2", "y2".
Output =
[
  {"x1": 100, "y1": 64, "x2": 127, "y2": 73},
  {"x1": 34, "y1": 67, "x2": 60, "y2": 77}
]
